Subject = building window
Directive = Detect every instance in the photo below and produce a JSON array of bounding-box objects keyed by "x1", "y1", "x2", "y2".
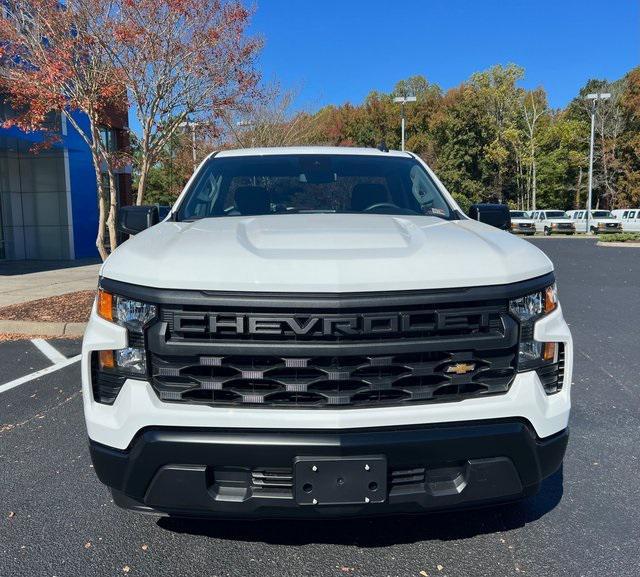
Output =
[{"x1": 99, "y1": 127, "x2": 117, "y2": 152}]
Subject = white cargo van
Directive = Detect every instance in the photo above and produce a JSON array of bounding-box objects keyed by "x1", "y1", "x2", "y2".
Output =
[
  {"x1": 566, "y1": 210, "x2": 622, "y2": 234},
  {"x1": 530, "y1": 210, "x2": 576, "y2": 235},
  {"x1": 611, "y1": 209, "x2": 640, "y2": 232}
]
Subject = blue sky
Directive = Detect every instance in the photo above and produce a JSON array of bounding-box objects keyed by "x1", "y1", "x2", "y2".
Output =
[{"x1": 251, "y1": 0, "x2": 639, "y2": 110}]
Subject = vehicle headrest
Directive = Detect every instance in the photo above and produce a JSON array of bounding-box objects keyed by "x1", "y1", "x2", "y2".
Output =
[
  {"x1": 351, "y1": 183, "x2": 389, "y2": 212},
  {"x1": 234, "y1": 186, "x2": 270, "y2": 216}
]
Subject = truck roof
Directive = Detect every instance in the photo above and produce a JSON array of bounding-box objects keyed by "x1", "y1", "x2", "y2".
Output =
[{"x1": 215, "y1": 146, "x2": 413, "y2": 159}]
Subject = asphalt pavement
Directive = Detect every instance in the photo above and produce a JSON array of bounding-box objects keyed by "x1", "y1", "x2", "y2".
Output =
[{"x1": 1, "y1": 237, "x2": 639, "y2": 577}]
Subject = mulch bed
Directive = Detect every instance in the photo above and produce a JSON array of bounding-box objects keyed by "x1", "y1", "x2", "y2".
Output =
[{"x1": 0, "y1": 290, "x2": 96, "y2": 323}]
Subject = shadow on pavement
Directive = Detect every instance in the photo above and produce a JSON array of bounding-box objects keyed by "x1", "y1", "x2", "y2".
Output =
[{"x1": 158, "y1": 467, "x2": 563, "y2": 547}]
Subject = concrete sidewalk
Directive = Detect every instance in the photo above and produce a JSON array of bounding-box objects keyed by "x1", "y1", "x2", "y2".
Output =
[{"x1": 0, "y1": 259, "x2": 101, "y2": 307}]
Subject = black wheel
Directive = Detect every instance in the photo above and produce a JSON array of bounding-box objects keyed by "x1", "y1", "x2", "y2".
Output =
[
  {"x1": 544, "y1": 227, "x2": 551, "y2": 236},
  {"x1": 591, "y1": 226, "x2": 598, "y2": 235}
]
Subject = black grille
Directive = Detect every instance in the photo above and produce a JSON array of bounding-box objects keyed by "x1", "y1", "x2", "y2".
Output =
[
  {"x1": 150, "y1": 347, "x2": 517, "y2": 408},
  {"x1": 251, "y1": 469, "x2": 293, "y2": 492},
  {"x1": 139, "y1": 287, "x2": 529, "y2": 409},
  {"x1": 556, "y1": 223, "x2": 573, "y2": 230}
]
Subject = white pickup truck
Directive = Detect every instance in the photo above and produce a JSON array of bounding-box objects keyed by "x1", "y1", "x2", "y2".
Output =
[{"x1": 82, "y1": 147, "x2": 572, "y2": 519}]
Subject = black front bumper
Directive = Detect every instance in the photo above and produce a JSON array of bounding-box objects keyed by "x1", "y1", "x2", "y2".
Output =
[{"x1": 89, "y1": 420, "x2": 568, "y2": 519}]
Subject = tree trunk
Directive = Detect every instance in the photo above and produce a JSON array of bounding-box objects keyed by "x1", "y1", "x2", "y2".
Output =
[
  {"x1": 106, "y1": 169, "x2": 119, "y2": 251},
  {"x1": 531, "y1": 157, "x2": 537, "y2": 211},
  {"x1": 92, "y1": 152, "x2": 108, "y2": 261},
  {"x1": 136, "y1": 155, "x2": 149, "y2": 205}
]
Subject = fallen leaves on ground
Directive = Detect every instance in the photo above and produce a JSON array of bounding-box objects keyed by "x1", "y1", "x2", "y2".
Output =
[{"x1": 0, "y1": 290, "x2": 95, "y2": 323}]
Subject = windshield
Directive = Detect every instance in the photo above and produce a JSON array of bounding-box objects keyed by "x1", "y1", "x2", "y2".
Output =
[
  {"x1": 510, "y1": 211, "x2": 526, "y2": 217},
  {"x1": 546, "y1": 211, "x2": 568, "y2": 219},
  {"x1": 592, "y1": 211, "x2": 613, "y2": 218},
  {"x1": 176, "y1": 154, "x2": 454, "y2": 221}
]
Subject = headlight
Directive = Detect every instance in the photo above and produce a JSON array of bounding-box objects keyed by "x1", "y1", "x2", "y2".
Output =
[
  {"x1": 509, "y1": 284, "x2": 557, "y2": 322},
  {"x1": 97, "y1": 289, "x2": 157, "y2": 331},
  {"x1": 93, "y1": 289, "x2": 157, "y2": 399},
  {"x1": 510, "y1": 284, "x2": 558, "y2": 369}
]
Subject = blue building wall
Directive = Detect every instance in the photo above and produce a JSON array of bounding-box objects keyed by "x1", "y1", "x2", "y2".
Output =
[
  {"x1": 0, "y1": 108, "x2": 99, "y2": 259},
  {"x1": 65, "y1": 112, "x2": 100, "y2": 259}
]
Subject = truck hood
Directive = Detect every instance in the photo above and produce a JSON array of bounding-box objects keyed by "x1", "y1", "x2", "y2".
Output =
[{"x1": 101, "y1": 214, "x2": 553, "y2": 293}]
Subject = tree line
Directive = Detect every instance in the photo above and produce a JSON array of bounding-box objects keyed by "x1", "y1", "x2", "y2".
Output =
[{"x1": 208, "y1": 64, "x2": 639, "y2": 214}]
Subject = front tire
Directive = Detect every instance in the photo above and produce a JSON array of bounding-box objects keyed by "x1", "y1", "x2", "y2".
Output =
[
  {"x1": 544, "y1": 227, "x2": 551, "y2": 236},
  {"x1": 591, "y1": 226, "x2": 598, "y2": 235}
]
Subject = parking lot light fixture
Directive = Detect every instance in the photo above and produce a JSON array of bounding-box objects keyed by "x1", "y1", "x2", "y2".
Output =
[
  {"x1": 393, "y1": 96, "x2": 417, "y2": 151},
  {"x1": 585, "y1": 92, "x2": 611, "y2": 233}
]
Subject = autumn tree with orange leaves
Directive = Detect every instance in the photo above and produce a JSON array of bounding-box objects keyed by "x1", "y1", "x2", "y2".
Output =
[
  {"x1": 0, "y1": 0, "x2": 260, "y2": 259},
  {"x1": 0, "y1": 0, "x2": 126, "y2": 259},
  {"x1": 88, "y1": 0, "x2": 261, "y2": 204}
]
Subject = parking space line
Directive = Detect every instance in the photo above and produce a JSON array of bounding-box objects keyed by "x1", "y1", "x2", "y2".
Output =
[
  {"x1": 0, "y1": 355, "x2": 81, "y2": 394},
  {"x1": 31, "y1": 338, "x2": 67, "y2": 364}
]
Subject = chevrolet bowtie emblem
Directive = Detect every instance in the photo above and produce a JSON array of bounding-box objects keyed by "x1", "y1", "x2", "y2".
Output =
[{"x1": 445, "y1": 362, "x2": 476, "y2": 375}]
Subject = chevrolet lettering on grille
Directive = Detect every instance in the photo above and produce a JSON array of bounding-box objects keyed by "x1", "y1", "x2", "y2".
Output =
[{"x1": 171, "y1": 311, "x2": 494, "y2": 337}]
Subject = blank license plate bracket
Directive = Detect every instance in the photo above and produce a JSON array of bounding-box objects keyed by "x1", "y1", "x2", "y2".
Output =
[{"x1": 294, "y1": 456, "x2": 387, "y2": 506}]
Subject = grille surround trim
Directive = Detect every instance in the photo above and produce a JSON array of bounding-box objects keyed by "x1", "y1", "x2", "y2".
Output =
[{"x1": 98, "y1": 275, "x2": 555, "y2": 409}]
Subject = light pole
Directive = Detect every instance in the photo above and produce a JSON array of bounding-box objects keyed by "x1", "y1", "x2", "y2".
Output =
[
  {"x1": 178, "y1": 121, "x2": 202, "y2": 172},
  {"x1": 393, "y1": 96, "x2": 416, "y2": 151},
  {"x1": 585, "y1": 92, "x2": 610, "y2": 234}
]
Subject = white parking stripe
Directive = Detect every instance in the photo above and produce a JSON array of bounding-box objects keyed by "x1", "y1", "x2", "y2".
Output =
[
  {"x1": 31, "y1": 338, "x2": 67, "y2": 364},
  {"x1": 0, "y1": 355, "x2": 81, "y2": 394}
]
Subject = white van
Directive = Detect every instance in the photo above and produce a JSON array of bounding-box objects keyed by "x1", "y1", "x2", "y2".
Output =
[
  {"x1": 509, "y1": 210, "x2": 536, "y2": 235},
  {"x1": 611, "y1": 209, "x2": 640, "y2": 232},
  {"x1": 530, "y1": 210, "x2": 576, "y2": 235},
  {"x1": 567, "y1": 210, "x2": 622, "y2": 234}
]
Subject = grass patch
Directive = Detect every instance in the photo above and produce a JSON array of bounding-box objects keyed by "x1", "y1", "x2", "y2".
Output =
[{"x1": 598, "y1": 232, "x2": 640, "y2": 243}]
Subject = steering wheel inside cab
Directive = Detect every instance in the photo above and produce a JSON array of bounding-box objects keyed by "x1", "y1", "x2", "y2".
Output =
[{"x1": 362, "y1": 202, "x2": 419, "y2": 215}]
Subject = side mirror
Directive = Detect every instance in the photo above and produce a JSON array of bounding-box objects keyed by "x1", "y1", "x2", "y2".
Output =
[
  {"x1": 118, "y1": 205, "x2": 159, "y2": 235},
  {"x1": 468, "y1": 204, "x2": 511, "y2": 231}
]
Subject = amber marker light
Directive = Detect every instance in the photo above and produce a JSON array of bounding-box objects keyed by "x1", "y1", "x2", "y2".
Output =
[
  {"x1": 542, "y1": 342, "x2": 558, "y2": 362},
  {"x1": 97, "y1": 289, "x2": 113, "y2": 322},
  {"x1": 543, "y1": 285, "x2": 558, "y2": 315},
  {"x1": 98, "y1": 350, "x2": 115, "y2": 369}
]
